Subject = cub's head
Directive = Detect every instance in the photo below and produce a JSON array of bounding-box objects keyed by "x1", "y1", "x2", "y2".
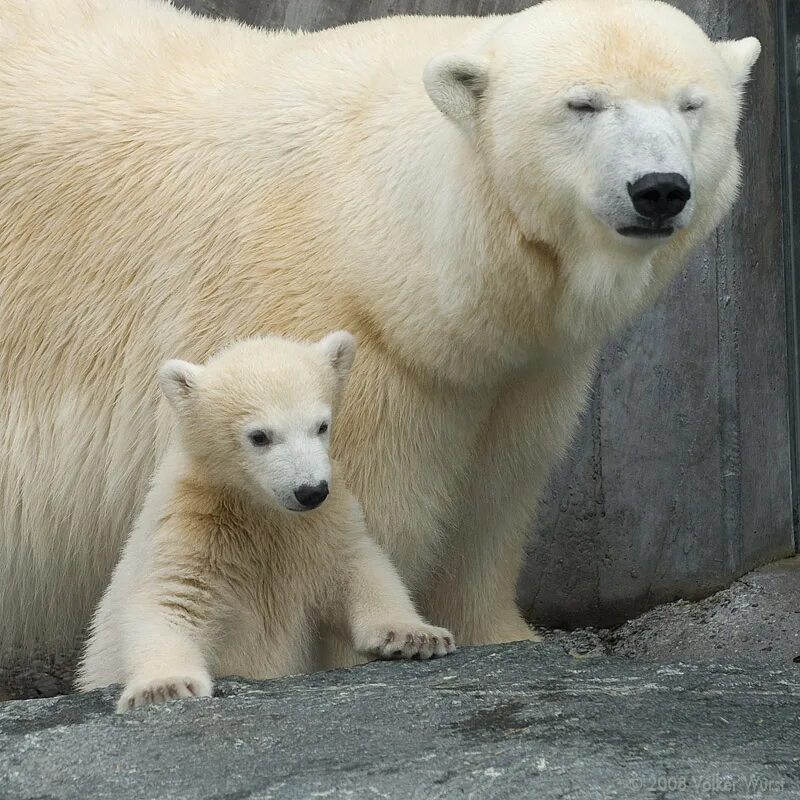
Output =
[
  {"x1": 159, "y1": 332, "x2": 357, "y2": 512},
  {"x1": 424, "y1": 0, "x2": 759, "y2": 258}
]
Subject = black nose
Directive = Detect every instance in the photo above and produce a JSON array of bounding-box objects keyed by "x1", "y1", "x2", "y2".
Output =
[
  {"x1": 294, "y1": 481, "x2": 329, "y2": 509},
  {"x1": 627, "y1": 172, "x2": 691, "y2": 221}
]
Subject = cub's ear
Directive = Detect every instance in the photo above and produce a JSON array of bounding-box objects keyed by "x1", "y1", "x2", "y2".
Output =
[
  {"x1": 423, "y1": 52, "x2": 490, "y2": 125},
  {"x1": 318, "y1": 330, "x2": 357, "y2": 387},
  {"x1": 158, "y1": 359, "x2": 203, "y2": 409},
  {"x1": 716, "y1": 37, "x2": 761, "y2": 86}
]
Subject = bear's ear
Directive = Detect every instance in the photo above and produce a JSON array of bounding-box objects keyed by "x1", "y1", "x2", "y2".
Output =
[
  {"x1": 318, "y1": 330, "x2": 357, "y2": 387},
  {"x1": 716, "y1": 37, "x2": 761, "y2": 87},
  {"x1": 423, "y1": 52, "x2": 490, "y2": 125},
  {"x1": 159, "y1": 359, "x2": 203, "y2": 409}
]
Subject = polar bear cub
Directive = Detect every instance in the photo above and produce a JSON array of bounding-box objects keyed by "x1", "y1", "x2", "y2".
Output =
[{"x1": 78, "y1": 332, "x2": 455, "y2": 712}]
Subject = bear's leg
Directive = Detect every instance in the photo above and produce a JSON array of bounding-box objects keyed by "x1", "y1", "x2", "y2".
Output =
[
  {"x1": 113, "y1": 586, "x2": 215, "y2": 713},
  {"x1": 421, "y1": 493, "x2": 542, "y2": 646},
  {"x1": 342, "y1": 524, "x2": 456, "y2": 661},
  {"x1": 421, "y1": 355, "x2": 595, "y2": 645}
]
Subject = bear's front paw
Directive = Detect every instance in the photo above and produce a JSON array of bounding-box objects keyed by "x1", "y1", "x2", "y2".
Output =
[
  {"x1": 360, "y1": 623, "x2": 456, "y2": 660},
  {"x1": 116, "y1": 673, "x2": 213, "y2": 714}
]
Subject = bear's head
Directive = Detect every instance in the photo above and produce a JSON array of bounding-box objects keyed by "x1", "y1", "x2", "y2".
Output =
[
  {"x1": 424, "y1": 0, "x2": 760, "y2": 313},
  {"x1": 158, "y1": 331, "x2": 357, "y2": 512}
]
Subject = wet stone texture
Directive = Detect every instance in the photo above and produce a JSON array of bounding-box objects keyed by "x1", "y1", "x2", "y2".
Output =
[
  {"x1": 4, "y1": 559, "x2": 799, "y2": 703},
  {"x1": 2, "y1": 641, "x2": 799, "y2": 800},
  {"x1": 544, "y1": 558, "x2": 800, "y2": 667}
]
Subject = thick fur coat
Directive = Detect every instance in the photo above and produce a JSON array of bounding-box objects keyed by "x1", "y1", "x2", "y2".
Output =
[
  {"x1": 0, "y1": 0, "x2": 759, "y2": 650},
  {"x1": 79, "y1": 334, "x2": 454, "y2": 711}
]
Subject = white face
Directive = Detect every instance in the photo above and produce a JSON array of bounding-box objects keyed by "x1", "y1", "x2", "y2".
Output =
[
  {"x1": 239, "y1": 403, "x2": 333, "y2": 512},
  {"x1": 566, "y1": 86, "x2": 702, "y2": 244},
  {"x1": 424, "y1": 2, "x2": 761, "y2": 259},
  {"x1": 159, "y1": 331, "x2": 357, "y2": 514}
]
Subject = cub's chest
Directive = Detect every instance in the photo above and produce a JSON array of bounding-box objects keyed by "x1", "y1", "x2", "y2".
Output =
[
  {"x1": 213, "y1": 520, "x2": 340, "y2": 616},
  {"x1": 209, "y1": 523, "x2": 342, "y2": 679}
]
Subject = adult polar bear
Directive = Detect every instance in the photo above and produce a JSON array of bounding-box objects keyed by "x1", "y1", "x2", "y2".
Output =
[{"x1": 0, "y1": 0, "x2": 759, "y2": 652}]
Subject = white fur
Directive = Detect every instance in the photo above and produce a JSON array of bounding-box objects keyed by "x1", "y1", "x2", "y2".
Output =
[
  {"x1": 0, "y1": 0, "x2": 759, "y2": 651},
  {"x1": 79, "y1": 334, "x2": 455, "y2": 712}
]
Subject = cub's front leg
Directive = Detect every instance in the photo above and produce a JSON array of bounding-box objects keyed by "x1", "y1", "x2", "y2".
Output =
[
  {"x1": 114, "y1": 576, "x2": 217, "y2": 713},
  {"x1": 119, "y1": 673, "x2": 212, "y2": 712},
  {"x1": 344, "y1": 530, "x2": 456, "y2": 661},
  {"x1": 89, "y1": 527, "x2": 221, "y2": 713}
]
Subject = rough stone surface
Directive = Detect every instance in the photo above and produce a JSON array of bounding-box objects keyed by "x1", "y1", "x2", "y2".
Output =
[
  {"x1": 2, "y1": 641, "x2": 799, "y2": 800},
  {"x1": 0, "y1": 648, "x2": 79, "y2": 703},
  {"x1": 3, "y1": 559, "x2": 798, "y2": 702},
  {"x1": 2, "y1": 560, "x2": 798, "y2": 797},
  {"x1": 546, "y1": 558, "x2": 800, "y2": 667},
  {"x1": 604, "y1": 558, "x2": 800, "y2": 665}
]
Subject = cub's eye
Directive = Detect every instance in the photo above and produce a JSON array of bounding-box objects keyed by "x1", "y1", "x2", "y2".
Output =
[
  {"x1": 680, "y1": 101, "x2": 704, "y2": 113},
  {"x1": 317, "y1": 422, "x2": 329, "y2": 435},
  {"x1": 248, "y1": 429, "x2": 272, "y2": 447}
]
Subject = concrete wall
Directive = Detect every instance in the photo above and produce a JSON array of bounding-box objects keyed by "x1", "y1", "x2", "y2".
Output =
[{"x1": 174, "y1": 0, "x2": 795, "y2": 627}]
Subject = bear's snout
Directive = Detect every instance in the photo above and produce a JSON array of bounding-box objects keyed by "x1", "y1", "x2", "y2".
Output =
[
  {"x1": 627, "y1": 172, "x2": 691, "y2": 224},
  {"x1": 293, "y1": 481, "x2": 329, "y2": 510}
]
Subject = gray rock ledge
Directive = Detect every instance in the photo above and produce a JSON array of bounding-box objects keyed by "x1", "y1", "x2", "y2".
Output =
[{"x1": 2, "y1": 642, "x2": 799, "y2": 800}]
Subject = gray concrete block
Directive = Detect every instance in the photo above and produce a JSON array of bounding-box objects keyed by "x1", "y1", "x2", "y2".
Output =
[{"x1": 2, "y1": 641, "x2": 798, "y2": 800}]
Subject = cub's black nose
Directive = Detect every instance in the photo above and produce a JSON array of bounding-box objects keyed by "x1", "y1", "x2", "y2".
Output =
[
  {"x1": 294, "y1": 481, "x2": 329, "y2": 509},
  {"x1": 627, "y1": 172, "x2": 691, "y2": 221}
]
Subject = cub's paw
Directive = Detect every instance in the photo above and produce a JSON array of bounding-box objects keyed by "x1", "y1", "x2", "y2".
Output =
[
  {"x1": 116, "y1": 674, "x2": 213, "y2": 714},
  {"x1": 361, "y1": 623, "x2": 456, "y2": 660}
]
